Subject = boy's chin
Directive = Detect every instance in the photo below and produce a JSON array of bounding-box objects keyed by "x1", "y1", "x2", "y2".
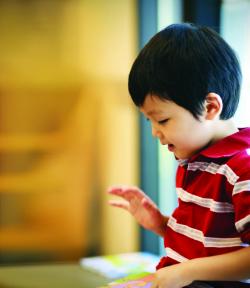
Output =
[{"x1": 174, "y1": 151, "x2": 193, "y2": 160}]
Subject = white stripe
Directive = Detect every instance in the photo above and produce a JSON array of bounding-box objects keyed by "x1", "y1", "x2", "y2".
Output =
[
  {"x1": 233, "y1": 180, "x2": 250, "y2": 195},
  {"x1": 177, "y1": 159, "x2": 188, "y2": 166},
  {"x1": 235, "y1": 215, "x2": 250, "y2": 232},
  {"x1": 177, "y1": 188, "x2": 234, "y2": 213},
  {"x1": 168, "y1": 216, "x2": 242, "y2": 248},
  {"x1": 188, "y1": 162, "x2": 239, "y2": 185},
  {"x1": 165, "y1": 247, "x2": 188, "y2": 263}
]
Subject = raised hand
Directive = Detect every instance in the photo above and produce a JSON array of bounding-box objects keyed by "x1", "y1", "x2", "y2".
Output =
[{"x1": 107, "y1": 185, "x2": 168, "y2": 237}]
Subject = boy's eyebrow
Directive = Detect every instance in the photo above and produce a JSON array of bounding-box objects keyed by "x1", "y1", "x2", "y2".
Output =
[{"x1": 147, "y1": 110, "x2": 162, "y2": 116}]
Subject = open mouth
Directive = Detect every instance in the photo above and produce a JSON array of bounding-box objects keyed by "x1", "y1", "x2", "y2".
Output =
[{"x1": 168, "y1": 144, "x2": 175, "y2": 152}]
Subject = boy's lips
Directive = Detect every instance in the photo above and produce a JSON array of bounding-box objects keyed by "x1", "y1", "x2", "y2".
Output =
[{"x1": 167, "y1": 144, "x2": 175, "y2": 152}]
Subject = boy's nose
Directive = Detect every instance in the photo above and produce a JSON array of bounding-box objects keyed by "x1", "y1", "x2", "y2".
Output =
[{"x1": 152, "y1": 126, "x2": 159, "y2": 138}]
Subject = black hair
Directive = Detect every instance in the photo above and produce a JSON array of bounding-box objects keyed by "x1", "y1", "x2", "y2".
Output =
[{"x1": 128, "y1": 23, "x2": 242, "y2": 119}]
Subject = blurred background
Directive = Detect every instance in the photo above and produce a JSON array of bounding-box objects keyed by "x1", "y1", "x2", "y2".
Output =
[{"x1": 0, "y1": 0, "x2": 250, "y2": 264}]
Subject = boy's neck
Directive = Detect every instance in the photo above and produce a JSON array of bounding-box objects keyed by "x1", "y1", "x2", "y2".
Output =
[{"x1": 211, "y1": 118, "x2": 238, "y2": 145}]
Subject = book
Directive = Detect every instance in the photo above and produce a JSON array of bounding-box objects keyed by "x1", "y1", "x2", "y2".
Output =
[
  {"x1": 80, "y1": 252, "x2": 160, "y2": 279},
  {"x1": 106, "y1": 272, "x2": 154, "y2": 287},
  {"x1": 98, "y1": 272, "x2": 215, "y2": 288},
  {"x1": 81, "y1": 252, "x2": 214, "y2": 288}
]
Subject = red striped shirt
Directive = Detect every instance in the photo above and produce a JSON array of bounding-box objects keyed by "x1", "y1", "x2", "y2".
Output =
[{"x1": 157, "y1": 128, "x2": 250, "y2": 285}]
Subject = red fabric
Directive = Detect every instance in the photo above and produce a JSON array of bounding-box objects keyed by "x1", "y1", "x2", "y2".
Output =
[{"x1": 157, "y1": 128, "x2": 250, "y2": 286}]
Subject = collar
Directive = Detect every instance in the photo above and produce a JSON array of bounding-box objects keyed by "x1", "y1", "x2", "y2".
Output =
[{"x1": 192, "y1": 127, "x2": 250, "y2": 160}]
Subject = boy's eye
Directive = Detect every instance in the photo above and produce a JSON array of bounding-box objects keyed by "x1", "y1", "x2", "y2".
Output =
[{"x1": 158, "y1": 119, "x2": 168, "y2": 124}]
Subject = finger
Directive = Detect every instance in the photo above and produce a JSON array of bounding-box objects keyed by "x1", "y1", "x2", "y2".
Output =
[
  {"x1": 108, "y1": 185, "x2": 139, "y2": 194},
  {"x1": 107, "y1": 184, "x2": 127, "y2": 191},
  {"x1": 108, "y1": 186, "x2": 145, "y2": 201},
  {"x1": 107, "y1": 185, "x2": 124, "y2": 194},
  {"x1": 108, "y1": 199, "x2": 129, "y2": 211},
  {"x1": 151, "y1": 282, "x2": 158, "y2": 288},
  {"x1": 107, "y1": 186, "x2": 129, "y2": 200},
  {"x1": 150, "y1": 273, "x2": 157, "y2": 288}
]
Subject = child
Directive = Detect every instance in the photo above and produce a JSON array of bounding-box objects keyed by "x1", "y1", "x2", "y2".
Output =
[{"x1": 108, "y1": 23, "x2": 250, "y2": 288}]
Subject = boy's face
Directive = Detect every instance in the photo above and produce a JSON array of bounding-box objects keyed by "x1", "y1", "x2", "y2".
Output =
[{"x1": 140, "y1": 95, "x2": 214, "y2": 159}]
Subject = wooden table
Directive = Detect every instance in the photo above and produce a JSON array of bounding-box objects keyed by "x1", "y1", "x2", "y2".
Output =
[{"x1": 0, "y1": 263, "x2": 110, "y2": 288}]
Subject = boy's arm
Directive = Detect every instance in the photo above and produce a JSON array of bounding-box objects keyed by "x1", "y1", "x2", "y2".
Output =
[
  {"x1": 108, "y1": 185, "x2": 168, "y2": 237},
  {"x1": 153, "y1": 246, "x2": 250, "y2": 288},
  {"x1": 186, "y1": 245, "x2": 250, "y2": 282}
]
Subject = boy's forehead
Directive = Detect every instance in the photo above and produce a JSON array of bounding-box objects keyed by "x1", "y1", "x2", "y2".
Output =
[
  {"x1": 139, "y1": 94, "x2": 169, "y2": 115},
  {"x1": 142, "y1": 109, "x2": 163, "y2": 116}
]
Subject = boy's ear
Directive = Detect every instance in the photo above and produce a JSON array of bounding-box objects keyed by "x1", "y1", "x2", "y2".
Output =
[{"x1": 204, "y1": 93, "x2": 223, "y2": 120}]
